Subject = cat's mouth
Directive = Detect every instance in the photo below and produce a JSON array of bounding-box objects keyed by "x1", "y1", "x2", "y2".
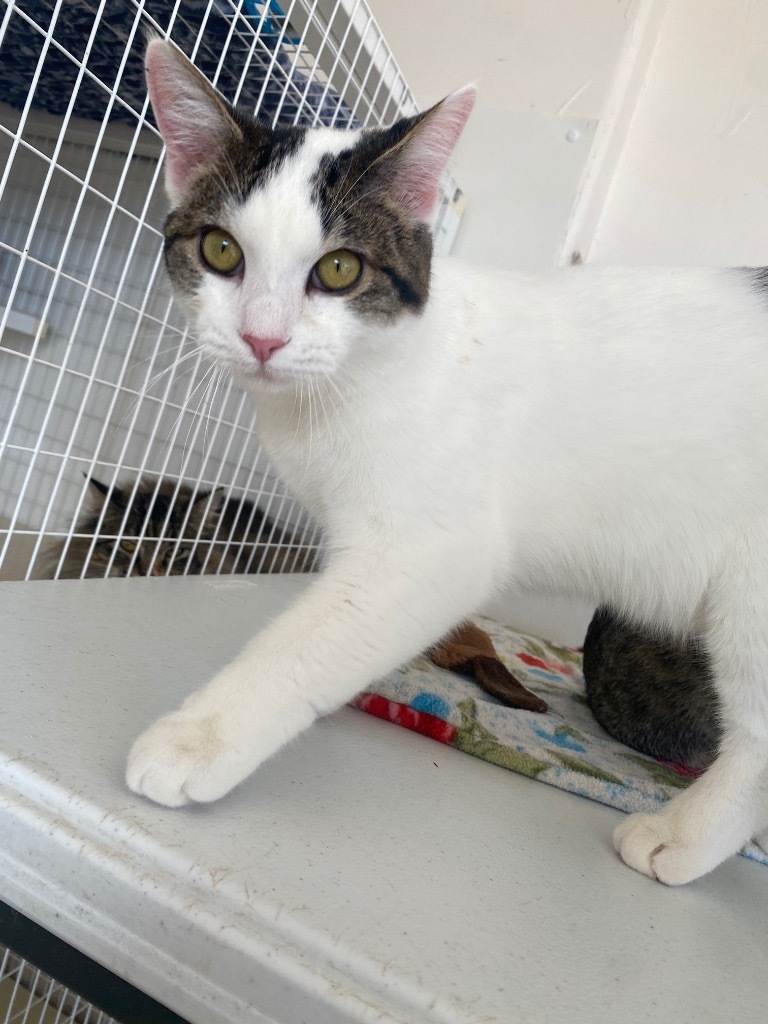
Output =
[
  {"x1": 235, "y1": 357, "x2": 300, "y2": 389},
  {"x1": 222, "y1": 343, "x2": 330, "y2": 389}
]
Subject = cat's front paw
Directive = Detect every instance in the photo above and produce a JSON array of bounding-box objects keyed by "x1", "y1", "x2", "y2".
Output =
[
  {"x1": 126, "y1": 708, "x2": 249, "y2": 807},
  {"x1": 613, "y1": 811, "x2": 731, "y2": 885}
]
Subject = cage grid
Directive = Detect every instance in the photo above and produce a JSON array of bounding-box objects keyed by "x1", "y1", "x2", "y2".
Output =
[
  {"x1": 0, "y1": 945, "x2": 118, "y2": 1024},
  {"x1": 0, "y1": 0, "x2": 455, "y2": 583}
]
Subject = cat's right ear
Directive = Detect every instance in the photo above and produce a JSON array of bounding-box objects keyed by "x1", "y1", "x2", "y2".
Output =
[
  {"x1": 145, "y1": 38, "x2": 243, "y2": 204},
  {"x1": 85, "y1": 474, "x2": 109, "y2": 498},
  {"x1": 83, "y1": 474, "x2": 119, "y2": 510},
  {"x1": 84, "y1": 473, "x2": 127, "y2": 507}
]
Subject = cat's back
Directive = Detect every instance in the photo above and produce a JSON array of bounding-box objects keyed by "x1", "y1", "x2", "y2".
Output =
[
  {"x1": 429, "y1": 261, "x2": 768, "y2": 437},
  {"x1": 423, "y1": 261, "x2": 768, "y2": 570},
  {"x1": 434, "y1": 261, "x2": 768, "y2": 439},
  {"x1": 547, "y1": 264, "x2": 768, "y2": 374},
  {"x1": 548, "y1": 266, "x2": 768, "y2": 460},
  {"x1": 434, "y1": 260, "x2": 768, "y2": 375}
]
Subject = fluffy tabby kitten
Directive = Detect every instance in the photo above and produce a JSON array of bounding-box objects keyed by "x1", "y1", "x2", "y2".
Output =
[
  {"x1": 51, "y1": 476, "x2": 309, "y2": 577},
  {"x1": 128, "y1": 39, "x2": 768, "y2": 885},
  {"x1": 582, "y1": 607, "x2": 721, "y2": 771}
]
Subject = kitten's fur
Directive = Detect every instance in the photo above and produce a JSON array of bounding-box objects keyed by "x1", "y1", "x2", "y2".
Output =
[
  {"x1": 582, "y1": 607, "x2": 721, "y2": 771},
  {"x1": 128, "y1": 39, "x2": 768, "y2": 884},
  {"x1": 52, "y1": 476, "x2": 309, "y2": 578}
]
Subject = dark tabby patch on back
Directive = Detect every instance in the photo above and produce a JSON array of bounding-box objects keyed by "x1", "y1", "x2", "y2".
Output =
[
  {"x1": 310, "y1": 121, "x2": 433, "y2": 321},
  {"x1": 582, "y1": 606, "x2": 721, "y2": 771},
  {"x1": 163, "y1": 115, "x2": 307, "y2": 297}
]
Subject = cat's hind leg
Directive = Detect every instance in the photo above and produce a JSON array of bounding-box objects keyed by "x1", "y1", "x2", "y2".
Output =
[{"x1": 614, "y1": 525, "x2": 768, "y2": 884}]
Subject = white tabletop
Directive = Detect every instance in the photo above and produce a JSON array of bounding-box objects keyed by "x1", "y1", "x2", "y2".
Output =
[{"x1": 0, "y1": 576, "x2": 765, "y2": 1024}]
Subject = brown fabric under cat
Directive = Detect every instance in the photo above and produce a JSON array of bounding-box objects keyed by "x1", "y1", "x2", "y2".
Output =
[{"x1": 429, "y1": 620, "x2": 548, "y2": 713}]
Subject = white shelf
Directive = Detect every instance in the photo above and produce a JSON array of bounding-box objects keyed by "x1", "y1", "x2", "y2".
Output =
[{"x1": 0, "y1": 575, "x2": 765, "y2": 1023}]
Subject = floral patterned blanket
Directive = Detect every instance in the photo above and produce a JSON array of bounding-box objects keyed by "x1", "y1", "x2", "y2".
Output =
[{"x1": 351, "y1": 616, "x2": 768, "y2": 866}]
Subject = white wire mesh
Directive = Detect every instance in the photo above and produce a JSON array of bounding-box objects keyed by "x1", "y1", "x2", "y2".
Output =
[
  {"x1": 0, "y1": 945, "x2": 118, "y2": 1024},
  {"x1": 0, "y1": 1, "x2": 461, "y2": 582}
]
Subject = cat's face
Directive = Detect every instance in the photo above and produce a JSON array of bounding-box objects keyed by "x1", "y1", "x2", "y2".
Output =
[
  {"x1": 80, "y1": 478, "x2": 224, "y2": 577},
  {"x1": 145, "y1": 40, "x2": 475, "y2": 389}
]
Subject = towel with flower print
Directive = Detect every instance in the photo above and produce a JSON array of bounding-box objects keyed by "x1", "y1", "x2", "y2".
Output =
[{"x1": 351, "y1": 615, "x2": 768, "y2": 866}]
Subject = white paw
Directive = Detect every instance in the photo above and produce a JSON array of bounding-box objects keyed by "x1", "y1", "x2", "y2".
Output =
[
  {"x1": 755, "y1": 829, "x2": 768, "y2": 856},
  {"x1": 126, "y1": 708, "x2": 251, "y2": 807},
  {"x1": 613, "y1": 811, "x2": 731, "y2": 885}
]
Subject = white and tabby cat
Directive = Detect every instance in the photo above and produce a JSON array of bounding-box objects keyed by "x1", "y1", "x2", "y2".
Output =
[{"x1": 128, "y1": 39, "x2": 768, "y2": 885}]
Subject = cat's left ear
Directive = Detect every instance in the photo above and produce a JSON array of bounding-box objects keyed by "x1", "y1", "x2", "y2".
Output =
[{"x1": 382, "y1": 85, "x2": 476, "y2": 221}]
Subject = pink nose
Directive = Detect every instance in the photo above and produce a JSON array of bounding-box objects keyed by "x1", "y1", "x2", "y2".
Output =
[{"x1": 241, "y1": 333, "x2": 288, "y2": 363}]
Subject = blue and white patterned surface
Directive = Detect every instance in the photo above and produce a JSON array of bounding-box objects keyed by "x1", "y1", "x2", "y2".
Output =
[{"x1": 358, "y1": 616, "x2": 768, "y2": 867}]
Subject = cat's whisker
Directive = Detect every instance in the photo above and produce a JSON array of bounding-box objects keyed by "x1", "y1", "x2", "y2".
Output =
[
  {"x1": 322, "y1": 160, "x2": 359, "y2": 220},
  {"x1": 330, "y1": 363, "x2": 366, "y2": 404},
  {"x1": 199, "y1": 366, "x2": 219, "y2": 455},
  {"x1": 200, "y1": 369, "x2": 215, "y2": 456},
  {"x1": 313, "y1": 378, "x2": 329, "y2": 425},
  {"x1": 309, "y1": 379, "x2": 326, "y2": 438},
  {"x1": 216, "y1": 150, "x2": 244, "y2": 203},
  {"x1": 131, "y1": 355, "x2": 202, "y2": 411},
  {"x1": 314, "y1": 377, "x2": 336, "y2": 436},
  {"x1": 130, "y1": 342, "x2": 202, "y2": 374},
  {"x1": 305, "y1": 382, "x2": 315, "y2": 476},
  {"x1": 320, "y1": 369, "x2": 351, "y2": 408},
  {"x1": 321, "y1": 150, "x2": 384, "y2": 222},
  {"x1": 167, "y1": 363, "x2": 215, "y2": 468},
  {"x1": 152, "y1": 346, "x2": 206, "y2": 382},
  {"x1": 111, "y1": 347, "x2": 206, "y2": 437},
  {"x1": 331, "y1": 180, "x2": 392, "y2": 221},
  {"x1": 204, "y1": 367, "x2": 226, "y2": 455},
  {"x1": 188, "y1": 364, "x2": 218, "y2": 464},
  {"x1": 287, "y1": 379, "x2": 300, "y2": 426},
  {"x1": 153, "y1": 365, "x2": 210, "y2": 458},
  {"x1": 324, "y1": 144, "x2": 402, "y2": 222},
  {"x1": 292, "y1": 381, "x2": 305, "y2": 448}
]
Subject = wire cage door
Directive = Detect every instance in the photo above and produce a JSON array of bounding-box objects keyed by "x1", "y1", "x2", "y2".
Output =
[{"x1": 0, "y1": 0, "x2": 459, "y2": 583}]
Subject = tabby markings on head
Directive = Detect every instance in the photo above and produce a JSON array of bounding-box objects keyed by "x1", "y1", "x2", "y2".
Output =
[
  {"x1": 164, "y1": 121, "x2": 432, "y2": 324},
  {"x1": 146, "y1": 38, "x2": 475, "y2": 382},
  {"x1": 308, "y1": 125, "x2": 435, "y2": 318}
]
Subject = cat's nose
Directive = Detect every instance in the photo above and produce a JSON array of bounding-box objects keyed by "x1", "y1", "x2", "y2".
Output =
[{"x1": 241, "y1": 333, "x2": 288, "y2": 363}]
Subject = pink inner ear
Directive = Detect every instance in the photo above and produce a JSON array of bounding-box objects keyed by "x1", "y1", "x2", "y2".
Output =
[
  {"x1": 145, "y1": 41, "x2": 236, "y2": 203},
  {"x1": 394, "y1": 86, "x2": 476, "y2": 220}
]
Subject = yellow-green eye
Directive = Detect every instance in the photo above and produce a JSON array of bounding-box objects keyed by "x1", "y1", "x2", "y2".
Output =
[
  {"x1": 200, "y1": 228, "x2": 244, "y2": 275},
  {"x1": 120, "y1": 539, "x2": 136, "y2": 553},
  {"x1": 312, "y1": 249, "x2": 363, "y2": 292}
]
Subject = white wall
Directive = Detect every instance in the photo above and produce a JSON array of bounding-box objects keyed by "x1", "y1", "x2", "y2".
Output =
[
  {"x1": 372, "y1": 0, "x2": 768, "y2": 269},
  {"x1": 590, "y1": 0, "x2": 768, "y2": 265},
  {"x1": 369, "y1": 0, "x2": 641, "y2": 272},
  {"x1": 369, "y1": 0, "x2": 635, "y2": 117}
]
